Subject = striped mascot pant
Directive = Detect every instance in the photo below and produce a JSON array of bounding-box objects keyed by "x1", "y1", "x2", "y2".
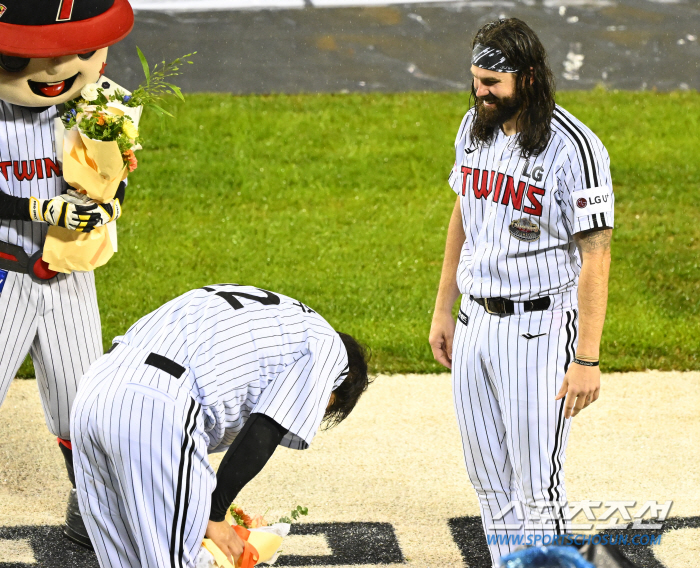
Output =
[
  {"x1": 0, "y1": 270, "x2": 102, "y2": 439},
  {"x1": 71, "y1": 344, "x2": 215, "y2": 568},
  {"x1": 451, "y1": 295, "x2": 577, "y2": 566}
]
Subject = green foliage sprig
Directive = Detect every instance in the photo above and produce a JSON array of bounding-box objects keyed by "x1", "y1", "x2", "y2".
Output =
[
  {"x1": 127, "y1": 47, "x2": 196, "y2": 117},
  {"x1": 278, "y1": 505, "x2": 309, "y2": 524},
  {"x1": 228, "y1": 503, "x2": 309, "y2": 528}
]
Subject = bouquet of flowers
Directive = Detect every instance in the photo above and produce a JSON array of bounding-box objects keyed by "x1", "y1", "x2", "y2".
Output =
[
  {"x1": 42, "y1": 49, "x2": 194, "y2": 274},
  {"x1": 197, "y1": 505, "x2": 309, "y2": 568}
]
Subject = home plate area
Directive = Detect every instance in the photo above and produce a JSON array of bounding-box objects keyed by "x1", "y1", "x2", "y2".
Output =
[{"x1": 1, "y1": 372, "x2": 698, "y2": 568}]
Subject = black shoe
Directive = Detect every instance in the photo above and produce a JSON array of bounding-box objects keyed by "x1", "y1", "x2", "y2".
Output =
[{"x1": 63, "y1": 488, "x2": 94, "y2": 550}]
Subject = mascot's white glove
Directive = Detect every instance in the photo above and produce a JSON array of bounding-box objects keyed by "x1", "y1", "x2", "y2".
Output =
[{"x1": 29, "y1": 190, "x2": 121, "y2": 232}]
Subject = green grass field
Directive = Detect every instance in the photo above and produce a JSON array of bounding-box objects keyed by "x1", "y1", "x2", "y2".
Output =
[{"x1": 17, "y1": 90, "x2": 700, "y2": 376}]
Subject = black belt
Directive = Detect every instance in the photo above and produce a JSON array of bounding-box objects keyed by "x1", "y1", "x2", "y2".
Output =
[
  {"x1": 471, "y1": 295, "x2": 551, "y2": 315},
  {"x1": 0, "y1": 240, "x2": 58, "y2": 282},
  {"x1": 106, "y1": 343, "x2": 186, "y2": 379}
]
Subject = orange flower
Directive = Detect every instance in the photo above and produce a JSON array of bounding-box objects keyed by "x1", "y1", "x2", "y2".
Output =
[
  {"x1": 233, "y1": 507, "x2": 253, "y2": 527},
  {"x1": 96, "y1": 115, "x2": 106, "y2": 126},
  {"x1": 123, "y1": 149, "x2": 138, "y2": 172}
]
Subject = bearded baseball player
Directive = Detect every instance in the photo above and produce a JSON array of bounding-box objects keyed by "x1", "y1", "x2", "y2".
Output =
[
  {"x1": 70, "y1": 283, "x2": 370, "y2": 568},
  {"x1": 428, "y1": 19, "x2": 613, "y2": 565},
  {"x1": 0, "y1": 0, "x2": 133, "y2": 549}
]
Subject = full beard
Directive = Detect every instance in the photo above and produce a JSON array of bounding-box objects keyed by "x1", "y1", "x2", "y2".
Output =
[{"x1": 473, "y1": 92, "x2": 522, "y2": 130}]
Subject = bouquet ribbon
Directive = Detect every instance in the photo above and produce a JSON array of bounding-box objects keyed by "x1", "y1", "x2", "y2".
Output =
[
  {"x1": 202, "y1": 525, "x2": 260, "y2": 568},
  {"x1": 234, "y1": 526, "x2": 260, "y2": 568}
]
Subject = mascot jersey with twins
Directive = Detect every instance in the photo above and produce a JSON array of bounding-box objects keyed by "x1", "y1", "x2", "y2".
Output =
[{"x1": 0, "y1": 0, "x2": 134, "y2": 549}]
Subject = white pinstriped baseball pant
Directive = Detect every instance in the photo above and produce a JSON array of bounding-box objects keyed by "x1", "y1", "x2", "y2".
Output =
[
  {"x1": 452, "y1": 295, "x2": 577, "y2": 566},
  {"x1": 0, "y1": 269, "x2": 102, "y2": 439},
  {"x1": 71, "y1": 345, "x2": 216, "y2": 568}
]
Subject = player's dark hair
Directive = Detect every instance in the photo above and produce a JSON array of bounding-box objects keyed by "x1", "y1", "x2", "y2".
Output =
[
  {"x1": 323, "y1": 333, "x2": 371, "y2": 429},
  {"x1": 470, "y1": 18, "x2": 556, "y2": 157}
]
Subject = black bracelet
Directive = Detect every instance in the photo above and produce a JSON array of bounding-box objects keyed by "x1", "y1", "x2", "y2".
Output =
[{"x1": 574, "y1": 358, "x2": 599, "y2": 367}]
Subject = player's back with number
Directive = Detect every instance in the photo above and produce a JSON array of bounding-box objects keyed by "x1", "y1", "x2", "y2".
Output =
[
  {"x1": 94, "y1": 284, "x2": 347, "y2": 452},
  {"x1": 118, "y1": 284, "x2": 330, "y2": 368}
]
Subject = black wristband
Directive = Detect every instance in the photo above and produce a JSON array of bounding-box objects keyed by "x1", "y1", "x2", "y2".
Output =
[
  {"x1": 115, "y1": 181, "x2": 126, "y2": 204},
  {"x1": 573, "y1": 358, "x2": 599, "y2": 367}
]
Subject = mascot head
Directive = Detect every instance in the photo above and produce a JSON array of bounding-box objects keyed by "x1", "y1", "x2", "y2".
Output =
[{"x1": 0, "y1": 0, "x2": 134, "y2": 107}]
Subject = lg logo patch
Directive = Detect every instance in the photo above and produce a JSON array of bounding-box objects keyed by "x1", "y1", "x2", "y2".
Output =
[
  {"x1": 576, "y1": 194, "x2": 609, "y2": 209},
  {"x1": 574, "y1": 188, "x2": 612, "y2": 219}
]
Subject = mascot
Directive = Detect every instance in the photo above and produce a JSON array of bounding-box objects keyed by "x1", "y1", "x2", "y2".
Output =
[{"x1": 0, "y1": 0, "x2": 134, "y2": 549}]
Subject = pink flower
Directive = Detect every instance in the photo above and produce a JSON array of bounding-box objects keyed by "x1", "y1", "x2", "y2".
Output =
[{"x1": 249, "y1": 515, "x2": 268, "y2": 528}]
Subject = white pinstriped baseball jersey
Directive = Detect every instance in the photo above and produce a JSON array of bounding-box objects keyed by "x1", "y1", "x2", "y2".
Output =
[
  {"x1": 72, "y1": 285, "x2": 349, "y2": 568},
  {"x1": 0, "y1": 101, "x2": 65, "y2": 256},
  {"x1": 0, "y1": 100, "x2": 102, "y2": 440},
  {"x1": 107, "y1": 284, "x2": 349, "y2": 453},
  {"x1": 447, "y1": 104, "x2": 614, "y2": 301}
]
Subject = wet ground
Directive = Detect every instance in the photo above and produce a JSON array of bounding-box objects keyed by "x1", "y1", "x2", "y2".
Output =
[{"x1": 105, "y1": 0, "x2": 700, "y2": 94}]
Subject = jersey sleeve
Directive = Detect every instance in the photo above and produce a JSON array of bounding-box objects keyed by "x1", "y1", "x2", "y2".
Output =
[
  {"x1": 448, "y1": 110, "x2": 474, "y2": 195},
  {"x1": 0, "y1": 169, "x2": 31, "y2": 221},
  {"x1": 0, "y1": 190, "x2": 31, "y2": 221},
  {"x1": 252, "y1": 333, "x2": 348, "y2": 450},
  {"x1": 557, "y1": 140, "x2": 614, "y2": 234}
]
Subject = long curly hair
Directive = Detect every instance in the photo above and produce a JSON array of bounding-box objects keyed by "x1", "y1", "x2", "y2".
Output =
[{"x1": 469, "y1": 18, "x2": 556, "y2": 157}]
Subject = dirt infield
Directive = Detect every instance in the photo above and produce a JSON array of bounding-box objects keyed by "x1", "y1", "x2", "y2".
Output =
[{"x1": 0, "y1": 371, "x2": 698, "y2": 567}]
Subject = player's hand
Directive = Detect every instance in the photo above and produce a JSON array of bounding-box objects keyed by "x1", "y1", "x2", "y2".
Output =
[
  {"x1": 429, "y1": 310, "x2": 456, "y2": 370},
  {"x1": 555, "y1": 363, "x2": 600, "y2": 419},
  {"x1": 205, "y1": 520, "x2": 245, "y2": 565},
  {"x1": 29, "y1": 194, "x2": 101, "y2": 232}
]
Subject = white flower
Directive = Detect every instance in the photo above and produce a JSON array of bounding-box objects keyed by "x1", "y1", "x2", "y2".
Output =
[
  {"x1": 122, "y1": 119, "x2": 139, "y2": 140},
  {"x1": 81, "y1": 83, "x2": 100, "y2": 102}
]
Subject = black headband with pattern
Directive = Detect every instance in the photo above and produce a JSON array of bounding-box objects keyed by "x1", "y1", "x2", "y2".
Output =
[{"x1": 471, "y1": 43, "x2": 518, "y2": 73}]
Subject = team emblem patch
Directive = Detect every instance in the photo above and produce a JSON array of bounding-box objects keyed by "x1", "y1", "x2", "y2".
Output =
[
  {"x1": 0, "y1": 269, "x2": 7, "y2": 293},
  {"x1": 508, "y1": 218, "x2": 541, "y2": 242},
  {"x1": 576, "y1": 198, "x2": 588, "y2": 208},
  {"x1": 0, "y1": 5, "x2": 6, "y2": 18}
]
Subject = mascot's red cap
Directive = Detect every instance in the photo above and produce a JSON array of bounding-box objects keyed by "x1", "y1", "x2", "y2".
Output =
[{"x1": 0, "y1": 0, "x2": 134, "y2": 58}]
